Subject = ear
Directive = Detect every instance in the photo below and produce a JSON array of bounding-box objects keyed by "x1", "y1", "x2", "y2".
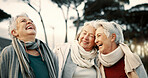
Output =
[
  {"x1": 111, "y1": 33, "x2": 116, "y2": 42},
  {"x1": 11, "y1": 30, "x2": 18, "y2": 37}
]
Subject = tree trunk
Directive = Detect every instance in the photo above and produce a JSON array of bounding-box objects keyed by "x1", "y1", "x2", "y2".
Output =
[{"x1": 75, "y1": 8, "x2": 80, "y2": 37}]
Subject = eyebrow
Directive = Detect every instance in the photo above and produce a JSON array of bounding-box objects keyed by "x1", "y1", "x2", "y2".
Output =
[
  {"x1": 96, "y1": 33, "x2": 101, "y2": 35},
  {"x1": 29, "y1": 19, "x2": 32, "y2": 21},
  {"x1": 19, "y1": 18, "x2": 32, "y2": 21},
  {"x1": 83, "y1": 30, "x2": 94, "y2": 35},
  {"x1": 96, "y1": 32, "x2": 103, "y2": 36}
]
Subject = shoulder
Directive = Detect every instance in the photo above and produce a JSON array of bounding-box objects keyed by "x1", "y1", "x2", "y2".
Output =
[
  {"x1": 55, "y1": 43, "x2": 70, "y2": 49},
  {"x1": 133, "y1": 53, "x2": 142, "y2": 64},
  {"x1": 1, "y1": 45, "x2": 14, "y2": 56},
  {"x1": 0, "y1": 45, "x2": 14, "y2": 62},
  {"x1": 53, "y1": 43, "x2": 71, "y2": 53}
]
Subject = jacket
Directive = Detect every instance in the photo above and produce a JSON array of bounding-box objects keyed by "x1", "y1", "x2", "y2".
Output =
[{"x1": 53, "y1": 43, "x2": 101, "y2": 78}]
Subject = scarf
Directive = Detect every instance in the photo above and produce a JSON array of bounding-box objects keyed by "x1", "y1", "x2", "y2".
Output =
[
  {"x1": 12, "y1": 37, "x2": 57, "y2": 78},
  {"x1": 71, "y1": 40, "x2": 97, "y2": 68},
  {"x1": 99, "y1": 46, "x2": 124, "y2": 67},
  {"x1": 99, "y1": 43, "x2": 141, "y2": 78}
]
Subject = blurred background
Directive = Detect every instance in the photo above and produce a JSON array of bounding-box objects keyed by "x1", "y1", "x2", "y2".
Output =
[{"x1": 0, "y1": 0, "x2": 148, "y2": 74}]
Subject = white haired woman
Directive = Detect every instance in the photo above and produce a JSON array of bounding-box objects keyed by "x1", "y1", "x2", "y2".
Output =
[
  {"x1": 0, "y1": 13, "x2": 58, "y2": 78},
  {"x1": 94, "y1": 20, "x2": 147, "y2": 78},
  {"x1": 53, "y1": 21, "x2": 101, "y2": 78}
]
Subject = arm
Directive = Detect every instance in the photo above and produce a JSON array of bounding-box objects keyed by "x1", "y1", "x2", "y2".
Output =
[
  {"x1": 136, "y1": 63, "x2": 148, "y2": 78},
  {"x1": 134, "y1": 54, "x2": 148, "y2": 78},
  {"x1": 53, "y1": 43, "x2": 71, "y2": 78},
  {"x1": 0, "y1": 47, "x2": 9, "y2": 78}
]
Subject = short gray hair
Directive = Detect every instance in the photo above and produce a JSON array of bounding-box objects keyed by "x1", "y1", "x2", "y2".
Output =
[
  {"x1": 8, "y1": 13, "x2": 28, "y2": 38},
  {"x1": 94, "y1": 20, "x2": 125, "y2": 44}
]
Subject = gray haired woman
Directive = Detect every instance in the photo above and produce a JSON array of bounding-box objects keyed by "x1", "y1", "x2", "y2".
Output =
[
  {"x1": 0, "y1": 13, "x2": 58, "y2": 78},
  {"x1": 94, "y1": 20, "x2": 147, "y2": 78},
  {"x1": 54, "y1": 21, "x2": 101, "y2": 78}
]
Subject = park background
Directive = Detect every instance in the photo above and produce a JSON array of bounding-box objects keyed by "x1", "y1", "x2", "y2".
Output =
[{"x1": 0, "y1": 0, "x2": 148, "y2": 74}]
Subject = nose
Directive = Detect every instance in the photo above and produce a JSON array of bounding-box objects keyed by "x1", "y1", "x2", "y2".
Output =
[
  {"x1": 84, "y1": 34, "x2": 89, "y2": 40},
  {"x1": 95, "y1": 39, "x2": 98, "y2": 44},
  {"x1": 27, "y1": 20, "x2": 32, "y2": 24}
]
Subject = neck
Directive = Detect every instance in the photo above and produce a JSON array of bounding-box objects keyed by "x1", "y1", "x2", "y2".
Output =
[
  {"x1": 26, "y1": 50, "x2": 40, "y2": 56},
  {"x1": 84, "y1": 48, "x2": 92, "y2": 51},
  {"x1": 17, "y1": 36, "x2": 36, "y2": 42},
  {"x1": 111, "y1": 43, "x2": 118, "y2": 51}
]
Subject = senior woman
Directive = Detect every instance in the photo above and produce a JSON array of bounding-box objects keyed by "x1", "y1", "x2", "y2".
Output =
[
  {"x1": 94, "y1": 20, "x2": 147, "y2": 78},
  {"x1": 0, "y1": 13, "x2": 58, "y2": 78},
  {"x1": 53, "y1": 21, "x2": 101, "y2": 78}
]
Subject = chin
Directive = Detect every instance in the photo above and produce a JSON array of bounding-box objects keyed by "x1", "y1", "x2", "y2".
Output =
[
  {"x1": 98, "y1": 50, "x2": 103, "y2": 53},
  {"x1": 28, "y1": 31, "x2": 36, "y2": 34}
]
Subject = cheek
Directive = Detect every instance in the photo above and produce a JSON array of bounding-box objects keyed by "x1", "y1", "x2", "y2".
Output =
[
  {"x1": 96, "y1": 37, "x2": 100, "y2": 42},
  {"x1": 101, "y1": 36, "x2": 106, "y2": 40},
  {"x1": 91, "y1": 38, "x2": 95, "y2": 42},
  {"x1": 89, "y1": 38, "x2": 95, "y2": 45},
  {"x1": 103, "y1": 42, "x2": 107, "y2": 49},
  {"x1": 78, "y1": 35, "x2": 83, "y2": 40},
  {"x1": 78, "y1": 40, "x2": 81, "y2": 44},
  {"x1": 78, "y1": 36, "x2": 82, "y2": 43},
  {"x1": 34, "y1": 24, "x2": 37, "y2": 30},
  {"x1": 103, "y1": 41, "x2": 111, "y2": 49}
]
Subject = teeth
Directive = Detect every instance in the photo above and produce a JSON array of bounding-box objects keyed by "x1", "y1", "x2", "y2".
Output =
[
  {"x1": 27, "y1": 26, "x2": 32, "y2": 29},
  {"x1": 83, "y1": 41, "x2": 89, "y2": 44}
]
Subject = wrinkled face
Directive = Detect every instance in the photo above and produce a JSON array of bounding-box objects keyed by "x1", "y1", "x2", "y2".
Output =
[
  {"x1": 78, "y1": 25, "x2": 96, "y2": 51},
  {"x1": 12, "y1": 16, "x2": 36, "y2": 41},
  {"x1": 95, "y1": 26, "x2": 112, "y2": 54}
]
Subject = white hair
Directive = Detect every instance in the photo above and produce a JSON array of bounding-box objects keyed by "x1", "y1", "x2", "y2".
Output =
[
  {"x1": 8, "y1": 13, "x2": 28, "y2": 38},
  {"x1": 83, "y1": 20, "x2": 96, "y2": 29},
  {"x1": 75, "y1": 20, "x2": 96, "y2": 40},
  {"x1": 94, "y1": 20, "x2": 125, "y2": 44}
]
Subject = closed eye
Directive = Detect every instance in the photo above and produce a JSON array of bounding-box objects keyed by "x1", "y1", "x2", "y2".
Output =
[
  {"x1": 90, "y1": 34, "x2": 94, "y2": 38},
  {"x1": 21, "y1": 19, "x2": 27, "y2": 22},
  {"x1": 97, "y1": 34, "x2": 101, "y2": 37},
  {"x1": 29, "y1": 19, "x2": 33, "y2": 23}
]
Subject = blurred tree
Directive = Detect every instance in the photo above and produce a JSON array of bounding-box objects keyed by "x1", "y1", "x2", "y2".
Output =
[
  {"x1": 124, "y1": 4, "x2": 148, "y2": 57},
  {"x1": 22, "y1": 0, "x2": 49, "y2": 45},
  {"x1": 70, "y1": 0, "x2": 85, "y2": 37},
  {"x1": 0, "y1": 9, "x2": 11, "y2": 22},
  {"x1": 51, "y1": 0, "x2": 70, "y2": 42},
  {"x1": 84, "y1": 0, "x2": 129, "y2": 21},
  {"x1": 51, "y1": 0, "x2": 84, "y2": 42}
]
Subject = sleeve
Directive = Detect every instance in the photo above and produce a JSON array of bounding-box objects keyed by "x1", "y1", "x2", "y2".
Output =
[
  {"x1": 53, "y1": 43, "x2": 71, "y2": 78},
  {"x1": 134, "y1": 53, "x2": 148, "y2": 78},
  {"x1": 54, "y1": 53, "x2": 59, "y2": 78},
  {"x1": 136, "y1": 64, "x2": 148, "y2": 78},
  {"x1": 53, "y1": 47, "x2": 60, "y2": 56},
  {"x1": 53, "y1": 43, "x2": 71, "y2": 55},
  {"x1": 0, "y1": 47, "x2": 9, "y2": 78}
]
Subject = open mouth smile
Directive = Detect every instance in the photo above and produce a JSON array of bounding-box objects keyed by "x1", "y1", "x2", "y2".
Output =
[{"x1": 26, "y1": 25, "x2": 34, "y2": 30}]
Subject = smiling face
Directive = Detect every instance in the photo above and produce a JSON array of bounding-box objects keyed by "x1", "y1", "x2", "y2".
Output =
[
  {"x1": 12, "y1": 16, "x2": 36, "y2": 42},
  {"x1": 78, "y1": 25, "x2": 96, "y2": 51},
  {"x1": 95, "y1": 26, "x2": 117, "y2": 54}
]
